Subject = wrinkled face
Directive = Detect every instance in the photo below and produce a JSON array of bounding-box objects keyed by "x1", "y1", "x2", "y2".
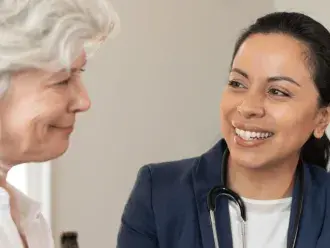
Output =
[
  {"x1": 0, "y1": 51, "x2": 91, "y2": 165},
  {"x1": 220, "y1": 33, "x2": 330, "y2": 169}
]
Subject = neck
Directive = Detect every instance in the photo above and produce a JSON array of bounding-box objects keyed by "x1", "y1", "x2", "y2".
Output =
[
  {"x1": 227, "y1": 154, "x2": 299, "y2": 200},
  {"x1": 0, "y1": 162, "x2": 23, "y2": 236},
  {"x1": 0, "y1": 163, "x2": 10, "y2": 188}
]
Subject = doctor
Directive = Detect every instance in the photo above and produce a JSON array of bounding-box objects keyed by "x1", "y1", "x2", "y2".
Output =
[{"x1": 117, "y1": 11, "x2": 330, "y2": 248}]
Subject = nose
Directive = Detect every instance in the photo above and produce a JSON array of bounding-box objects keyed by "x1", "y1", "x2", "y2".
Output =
[
  {"x1": 68, "y1": 81, "x2": 91, "y2": 113},
  {"x1": 237, "y1": 93, "x2": 265, "y2": 119}
]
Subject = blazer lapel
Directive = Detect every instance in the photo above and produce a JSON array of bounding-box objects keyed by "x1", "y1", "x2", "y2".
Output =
[
  {"x1": 192, "y1": 139, "x2": 233, "y2": 248},
  {"x1": 288, "y1": 163, "x2": 326, "y2": 248},
  {"x1": 192, "y1": 139, "x2": 328, "y2": 248}
]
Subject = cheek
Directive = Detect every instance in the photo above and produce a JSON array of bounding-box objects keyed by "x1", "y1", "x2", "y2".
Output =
[
  {"x1": 272, "y1": 104, "x2": 315, "y2": 130},
  {"x1": 219, "y1": 91, "x2": 240, "y2": 130},
  {"x1": 270, "y1": 104, "x2": 316, "y2": 148},
  {"x1": 1, "y1": 98, "x2": 65, "y2": 138},
  {"x1": 220, "y1": 91, "x2": 233, "y2": 116}
]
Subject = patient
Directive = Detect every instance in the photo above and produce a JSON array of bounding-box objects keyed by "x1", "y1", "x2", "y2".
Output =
[{"x1": 0, "y1": 0, "x2": 119, "y2": 247}]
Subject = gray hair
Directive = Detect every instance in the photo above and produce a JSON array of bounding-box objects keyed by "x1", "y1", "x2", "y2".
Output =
[{"x1": 0, "y1": 0, "x2": 119, "y2": 93}]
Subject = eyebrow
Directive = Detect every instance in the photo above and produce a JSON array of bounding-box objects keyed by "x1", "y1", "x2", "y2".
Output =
[
  {"x1": 47, "y1": 60, "x2": 87, "y2": 82},
  {"x1": 230, "y1": 68, "x2": 301, "y2": 87}
]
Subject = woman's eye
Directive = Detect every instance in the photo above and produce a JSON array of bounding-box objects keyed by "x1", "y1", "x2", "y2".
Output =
[
  {"x1": 268, "y1": 88, "x2": 290, "y2": 97},
  {"x1": 228, "y1": 80, "x2": 245, "y2": 88},
  {"x1": 57, "y1": 79, "x2": 70, "y2": 86}
]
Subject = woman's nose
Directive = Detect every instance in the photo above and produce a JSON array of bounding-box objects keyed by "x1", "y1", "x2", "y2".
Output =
[
  {"x1": 237, "y1": 95, "x2": 265, "y2": 119},
  {"x1": 68, "y1": 81, "x2": 91, "y2": 113}
]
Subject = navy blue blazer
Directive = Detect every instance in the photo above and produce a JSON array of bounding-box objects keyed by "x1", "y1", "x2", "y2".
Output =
[{"x1": 117, "y1": 139, "x2": 330, "y2": 248}]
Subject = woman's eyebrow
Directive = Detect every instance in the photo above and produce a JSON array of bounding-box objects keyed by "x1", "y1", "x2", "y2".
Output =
[
  {"x1": 71, "y1": 60, "x2": 87, "y2": 73},
  {"x1": 230, "y1": 67, "x2": 301, "y2": 87}
]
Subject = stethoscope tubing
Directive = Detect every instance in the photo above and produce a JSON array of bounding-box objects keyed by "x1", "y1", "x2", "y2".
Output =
[{"x1": 206, "y1": 148, "x2": 304, "y2": 248}]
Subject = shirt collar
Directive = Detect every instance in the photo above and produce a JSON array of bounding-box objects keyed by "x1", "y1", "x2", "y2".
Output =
[{"x1": 7, "y1": 184, "x2": 42, "y2": 222}]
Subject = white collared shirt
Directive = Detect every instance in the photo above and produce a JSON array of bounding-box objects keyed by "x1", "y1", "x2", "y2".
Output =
[{"x1": 0, "y1": 185, "x2": 54, "y2": 248}]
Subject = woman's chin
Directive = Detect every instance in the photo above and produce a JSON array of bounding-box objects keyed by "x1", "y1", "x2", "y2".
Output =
[
  {"x1": 228, "y1": 148, "x2": 272, "y2": 170},
  {"x1": 31, "y1": 143, "x2": 70, "y2": 163}
]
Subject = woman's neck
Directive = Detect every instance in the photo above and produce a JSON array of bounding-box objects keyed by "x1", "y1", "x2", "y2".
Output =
[
  {"x1": 227, "y1": 155, "x2": 299, "y2": 200},
  {"x1": 0, "y1": 163, "x2": 26, "y2": 245},
  {"x1": 0, "y1": 163, "x2": 10, "y2": 188}
]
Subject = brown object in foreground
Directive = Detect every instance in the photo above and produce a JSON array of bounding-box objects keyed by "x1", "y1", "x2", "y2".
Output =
[{"x1": 60, "y1": 231, "x2": 79, "y2": 248}]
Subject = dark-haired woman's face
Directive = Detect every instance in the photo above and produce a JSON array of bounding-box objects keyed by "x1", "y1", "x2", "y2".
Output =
[{"x1": 220, "y1": 33, "x2": 330, "y2": 169}]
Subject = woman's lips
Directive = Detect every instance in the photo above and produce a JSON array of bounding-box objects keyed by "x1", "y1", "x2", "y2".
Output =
[
  {"x1": 50, "y1": 125, "x2": 74, "y2": 133},
  {"x1": 233, "y1": 130, "x2": 274, "y2": 148}
]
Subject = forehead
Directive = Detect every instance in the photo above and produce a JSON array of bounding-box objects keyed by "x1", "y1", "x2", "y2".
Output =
[
  {"x1": 232, "y1": 33, "x2": 312, "y2": 80},
  {"x1": 49, "y1": 51, "x2": 87, "y2": 78}
]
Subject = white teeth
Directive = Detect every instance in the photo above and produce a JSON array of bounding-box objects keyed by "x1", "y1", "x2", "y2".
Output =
[
  {"x1": 235, "y1": 128, "x2": 273, "y2": 141},
  {"x1": 243, "y1": 131, "x2": 250, "y2": 140}
]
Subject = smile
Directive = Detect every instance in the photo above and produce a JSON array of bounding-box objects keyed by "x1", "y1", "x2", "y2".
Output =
[
  {"x1": 235, "y1": 127, "x2": 274, "y2": 141},
  {"x1": 50, "y1": 125, "x2": 74, "y2": 133}
]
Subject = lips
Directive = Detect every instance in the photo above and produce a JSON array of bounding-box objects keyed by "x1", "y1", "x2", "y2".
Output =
[
  {"x1": 56, "y1": 126, "x2": 73, "y2": 129},
  {"x1": 49, "y1": 125, "x2": 74, "y2": 133},
  {"x1": 232, "y1": 121, "x2": 274, "y2": 134}
]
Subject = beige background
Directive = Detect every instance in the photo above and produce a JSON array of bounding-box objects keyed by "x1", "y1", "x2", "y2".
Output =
[{"x1": 49, "y1": 1, "x2": 330, "y2": 247}]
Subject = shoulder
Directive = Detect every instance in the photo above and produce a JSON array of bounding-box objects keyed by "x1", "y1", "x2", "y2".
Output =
[
  {"x1": 133, "y1": 156, "x2": 200, "y2": 207},
  {"x1": 308, "y1": 164, "x2": 330, "y2": 188},
  {"x1": 307, "y1": 164, "x2": 330, "y2": 204},
  {"x1": 6, "y1": 184, "x2": 54, "y2": 247},
  {"x1": 130, "y1": 155, "x2": 199, "y2": 199},
  {"x1": 307, "y1": 165, "x2": 330, "y2": 245},
  {"x1": 119, "y1": 156, "x2": 201, "y2": 239},
  {"x1": 7, "y1": 184, "x2": 40, "y2": 219}
]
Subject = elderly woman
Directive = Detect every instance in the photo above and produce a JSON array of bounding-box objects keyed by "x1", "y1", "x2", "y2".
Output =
[{"x1": 0, "y1": 0, "x2": 119, "y2": 247}]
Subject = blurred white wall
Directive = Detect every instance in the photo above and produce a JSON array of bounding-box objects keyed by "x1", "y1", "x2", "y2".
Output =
[{"x1": 51, "y1": 1, "x2": 275, "y2": 247}]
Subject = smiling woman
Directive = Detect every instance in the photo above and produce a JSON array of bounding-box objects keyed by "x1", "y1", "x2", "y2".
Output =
[
  {"x1": 117, "y1": 12, "x2": 330, "y2": 248},
  {"x1": 0, "y1": 0, "x2": 119, "y2": 248}
]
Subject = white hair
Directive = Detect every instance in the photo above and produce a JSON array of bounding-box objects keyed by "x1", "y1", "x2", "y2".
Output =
[{"x1": 0, "y1": 0, "x2": 120, "y2": 74}]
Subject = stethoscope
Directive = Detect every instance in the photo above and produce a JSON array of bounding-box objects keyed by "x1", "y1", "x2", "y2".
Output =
[{"x1": 207, "y1": 148, "x2": 305, "y2": 248}]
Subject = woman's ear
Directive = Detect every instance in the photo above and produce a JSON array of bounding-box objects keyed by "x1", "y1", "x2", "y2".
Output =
[{"x1": 314, "y1": 106, "x2": 330, "y2": 138}]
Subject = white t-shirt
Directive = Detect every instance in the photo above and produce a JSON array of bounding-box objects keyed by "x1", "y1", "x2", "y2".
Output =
[
  {"x1": 229, "y1": 196, "x2": 292, "y2": 248},
  {"x1": 0, "y1": 185, "x2": 54, "y2": 248}
]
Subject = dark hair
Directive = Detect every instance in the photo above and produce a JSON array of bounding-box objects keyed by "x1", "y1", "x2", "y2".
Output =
[{"x1": 231, "y1": 12, "x2": 330, "y2": 169}]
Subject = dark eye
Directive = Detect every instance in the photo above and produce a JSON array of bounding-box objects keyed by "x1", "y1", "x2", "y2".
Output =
[
  {"x1": 268, "y1": 88, "x2": 290, "y2": 97},
  {"x1": 57, "y1": 79, "x2": 70, "y2": 86},
  {"x1": 228, "y1": 80, "x2": 246, "y2": 89}
]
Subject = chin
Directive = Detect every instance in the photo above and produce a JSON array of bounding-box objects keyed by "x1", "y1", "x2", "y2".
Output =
[
  {"x1": 226, "y1": 137, "x2": 273, "y2": 170},
  {"x1": 30, "y1": 149, "x2": 68, "y2": 163},
  {"x1": 49, "y1": 149, "x2": 68, "y2": 160},
  {"x1": 232, "y1": 155, "x2": 268, "y2": 170},
  {"x1": 35, "y1": 143, "x2": 70, "y2": 162}
]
